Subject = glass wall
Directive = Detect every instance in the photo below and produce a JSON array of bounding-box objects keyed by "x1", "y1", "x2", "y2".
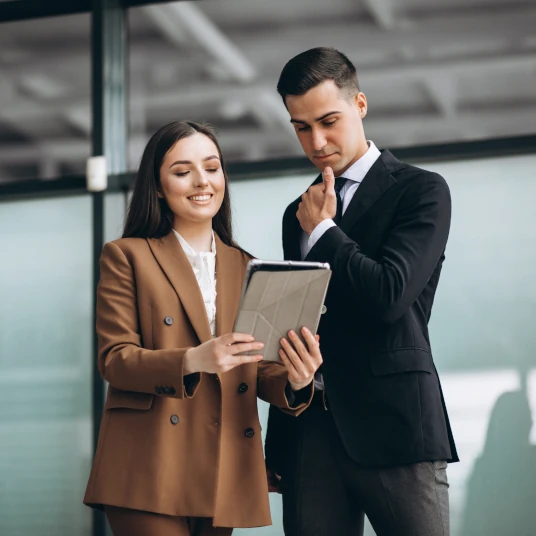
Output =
[
  {"x1": 229, "y1": 153, "x2": 536, "y2": 536},
  {"x1": 0, "y1": 195, "x2": 93, "y2": 536},
  {"x1": 0, "y1": 14, "x2": 91, "y2": 183}
]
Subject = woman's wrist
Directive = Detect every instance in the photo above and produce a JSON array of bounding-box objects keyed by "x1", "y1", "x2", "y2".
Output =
[
  {"x1": 183, "y1": 348, "x2": 199, "y2": 375},
  {"x1": 289, "y1": 378, "x2": 312, "y2": 392}
]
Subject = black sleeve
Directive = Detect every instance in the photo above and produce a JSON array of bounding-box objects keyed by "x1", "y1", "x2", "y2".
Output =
[{"x1": 306, "y1": 173, "x2": 451, "y2": 324}]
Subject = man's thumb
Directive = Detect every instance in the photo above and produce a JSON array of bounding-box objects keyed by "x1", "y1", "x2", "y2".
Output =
[{"x1": 323, "y1": 166, "x2": 335, "y2": 193}]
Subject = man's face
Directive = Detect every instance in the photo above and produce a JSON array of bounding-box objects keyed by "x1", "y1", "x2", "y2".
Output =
[{"x1": 286, "y1": 80, "x2": 367, "y2": 176}]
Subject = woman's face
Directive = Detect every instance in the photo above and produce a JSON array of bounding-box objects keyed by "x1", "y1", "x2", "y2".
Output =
[{"x1": 158, "y1": 132, "x2": 226, "y2": 227}]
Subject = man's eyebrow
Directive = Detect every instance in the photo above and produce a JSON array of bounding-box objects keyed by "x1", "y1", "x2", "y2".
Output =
[{"x1": 290, "y1": 111, "x2": 341, "y2": 124}]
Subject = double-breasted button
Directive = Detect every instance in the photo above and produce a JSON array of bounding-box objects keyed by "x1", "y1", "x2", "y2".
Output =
[
  {"x1": 164, "y1": 386, "x2": 176, "y2": 396},
  {"x1": 321, "y1": 305, "x2": 327, "y2": 315},
  {"x1": 170, "y1": 415, "x2": 179, "y2": 425},
  {"x1": 155, "y1": 386, "x2": 163, "y2": 395},
  {"x1": 244, "y1": 428, "x2": 255, "y2": 438},
  {"x1": 164, "y1": 316, "x2": 173, "y2": 326},
  {"x1": 238, "y1": 383, "x2": 248, "y2": 393}
]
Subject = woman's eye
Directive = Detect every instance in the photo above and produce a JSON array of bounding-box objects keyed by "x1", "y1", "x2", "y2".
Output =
[
  {"x1": 324, "y1": 120, "x2": 337, "y2": 127},
  {"x1": 206, "y1": 168, "x2": 220, "y2": 173},
  {"x1": 297, "y1": 126, "x2": 310, "y2": 132},
  {"x1": 175, "y1": 171, "x2": 189, "y2": 177}
]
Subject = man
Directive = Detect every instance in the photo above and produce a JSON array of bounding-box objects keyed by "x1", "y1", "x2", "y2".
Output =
[{"x1": 265, "y1": 47, "x2": 458, "y2": 536}]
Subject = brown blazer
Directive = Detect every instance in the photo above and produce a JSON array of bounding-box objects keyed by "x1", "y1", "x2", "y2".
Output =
[{"x1": 83, "y1": 232, "x2": 313, "y2": 528}]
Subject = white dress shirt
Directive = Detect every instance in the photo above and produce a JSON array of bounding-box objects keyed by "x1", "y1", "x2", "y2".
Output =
[
  {"x1": 299, "y1": 141, "x2": 381, "y2": 389},
  {"x1": 173, "y1": 230, "x2": 217, "y2": 337},
  {"x1": 300, "y1": 141, "x2": 381, "y2": 259}
]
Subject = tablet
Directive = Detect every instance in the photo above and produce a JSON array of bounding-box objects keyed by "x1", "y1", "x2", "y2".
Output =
[{"x1": 233, "y1": 260, "x2": 331, "y2": 362}]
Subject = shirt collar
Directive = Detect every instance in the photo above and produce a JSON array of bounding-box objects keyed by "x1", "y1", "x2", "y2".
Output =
[
  {"x1": 173, "y1": 229, "x2": 216, "y2": 258},
  {"x1": 336, "y1": 140, "x2": 381, "y2": 184}
]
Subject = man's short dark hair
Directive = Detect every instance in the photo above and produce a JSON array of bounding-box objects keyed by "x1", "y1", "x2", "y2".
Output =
[{"x1": 277, "y1": 47, "x2": 360, "y2": 104}]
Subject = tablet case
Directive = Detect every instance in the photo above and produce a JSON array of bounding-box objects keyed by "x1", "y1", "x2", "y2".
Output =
[{"x1": 233, "y1": 261, "x2": 331, "y2": 362}]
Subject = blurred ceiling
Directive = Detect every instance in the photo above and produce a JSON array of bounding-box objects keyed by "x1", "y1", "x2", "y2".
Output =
[{"x1": 0, "y1": 0, "x2": 535, "y2": 181}]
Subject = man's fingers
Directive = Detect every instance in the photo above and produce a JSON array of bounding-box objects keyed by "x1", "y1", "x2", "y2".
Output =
[{"x1": 267, "y1": 469, "x2": 282, "y2": 493}]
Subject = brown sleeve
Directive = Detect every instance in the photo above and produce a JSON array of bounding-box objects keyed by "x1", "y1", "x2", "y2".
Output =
[
  {"x1": 257, "y1": 361, "x2": 314, "y2": 416},
  {"x1": 96, "y1": 241, "x2": 201, "y2": 399}
]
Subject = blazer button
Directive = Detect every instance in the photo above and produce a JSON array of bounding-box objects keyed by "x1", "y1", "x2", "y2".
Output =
[
  {"x1": 163, "y1": 386, "x2": 176, "y2": 396},
  {"x1": 170, "y1": 415, "x2": 179, "y2": 425},
  {"x1": 244, "y1": 427, "x2": 255, "y2": 438},
  {"x1": 155, "y1": 386, "x2": 163, "y2": 395},
  {"x1": 238, "y1": 383, "x2": 248, "y2": 394},
  {"x1": 164, "y1": 316, "x2": 173, "y2": 326},
  {"x1": 321, "y1": 305, "x2": 327, "y2": 314}
]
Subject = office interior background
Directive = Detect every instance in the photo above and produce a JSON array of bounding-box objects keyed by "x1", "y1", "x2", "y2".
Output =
[{"x1": 0, "y1": 0, "x2": 535, "y2": 535}]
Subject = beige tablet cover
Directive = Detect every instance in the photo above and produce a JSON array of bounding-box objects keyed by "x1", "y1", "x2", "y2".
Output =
[{"x1": 233, "y1": 268, "x2": 332, "y2": 362}]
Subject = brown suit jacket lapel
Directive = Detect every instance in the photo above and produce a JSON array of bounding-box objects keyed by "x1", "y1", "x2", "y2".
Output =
[
  {"x1": 214, "y1": 234, "x2": 245, "y2": 337},
  {"x1": 147, "y1": 232, "x2": 213, "y2": 343},
  {"x1": 147, "y1": 232, "x2": 245, "y2": 343}
]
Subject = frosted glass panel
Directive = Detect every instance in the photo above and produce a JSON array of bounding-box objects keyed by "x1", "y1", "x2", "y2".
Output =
[
  {"x1": 105, "y1": 192, "x2": 127, "y2": 242},
  {"x1": 0, "y1": 196, "x2": 92, "y2": 536},
  {"x1": 230, "y1": 153, "x2": 536, "y2": 536}
]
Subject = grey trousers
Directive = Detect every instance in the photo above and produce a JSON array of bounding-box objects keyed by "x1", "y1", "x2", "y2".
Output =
[{"x1": 280, "y1": 394, "x2": 450, "y2": 536}]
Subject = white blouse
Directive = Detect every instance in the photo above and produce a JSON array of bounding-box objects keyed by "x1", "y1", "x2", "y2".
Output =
[{"x1": 173, "y1": 230, "x2": 217, "y2": 337}]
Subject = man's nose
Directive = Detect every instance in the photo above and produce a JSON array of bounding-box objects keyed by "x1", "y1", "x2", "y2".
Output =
[{"x1": 311, "y1": 129, "x2": 327, "y2": 152}]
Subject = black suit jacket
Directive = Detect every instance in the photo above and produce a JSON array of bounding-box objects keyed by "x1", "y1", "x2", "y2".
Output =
[{"x1": 265, "y1": 149, "x2": 459, "y2": 471}]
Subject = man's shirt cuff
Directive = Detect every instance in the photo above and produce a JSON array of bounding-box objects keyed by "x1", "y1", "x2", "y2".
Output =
[{"x1": 308, "y1": 219, "x2": 336, "y2": 251}]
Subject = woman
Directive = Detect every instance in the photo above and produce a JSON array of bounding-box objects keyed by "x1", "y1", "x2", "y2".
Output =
[{"x1": 83, "y1": 121, "x2": 321, "y2": 536}]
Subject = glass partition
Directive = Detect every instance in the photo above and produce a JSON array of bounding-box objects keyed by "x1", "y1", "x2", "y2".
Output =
[{"x1": 0, "y1": 195, "x2": 93, "y2": 536}]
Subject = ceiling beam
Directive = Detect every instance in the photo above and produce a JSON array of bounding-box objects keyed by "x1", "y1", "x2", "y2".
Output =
[
  {"x1": 143, "y1": 2, "x2": 255, "y2": 83},
  {"x1": 361, "y1": 0, "x2": 399, "y2": 29},
  {"x1": 3, "y1": 53, "x2": 534, "y2": 121},
  {"x1": 1, "y1": 105, "x2": 535, "y2": 167},
  {"x1": 141, "y1": 1, "x2": 300, "y2": 148}
]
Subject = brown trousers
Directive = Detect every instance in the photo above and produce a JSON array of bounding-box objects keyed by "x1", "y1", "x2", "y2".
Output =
[{"x1": 105, "y1": 506, "x2": 233, "y2": 536}]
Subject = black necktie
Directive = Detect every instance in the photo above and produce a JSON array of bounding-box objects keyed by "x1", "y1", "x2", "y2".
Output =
[
  {"x1": 313, "y1": 177, "x2": 348, "y2": 387},
  {"x1": 333, "y1": 177, "x2": 348, "y2": 225}
]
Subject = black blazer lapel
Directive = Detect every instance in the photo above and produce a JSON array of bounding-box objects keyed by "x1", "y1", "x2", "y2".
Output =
[
  {"x1": 283, "y1": 198, "x2": 303, "y2": 260},
  {"x1": 339, "y1": 150, "x2": 402, "y2": 233}
]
